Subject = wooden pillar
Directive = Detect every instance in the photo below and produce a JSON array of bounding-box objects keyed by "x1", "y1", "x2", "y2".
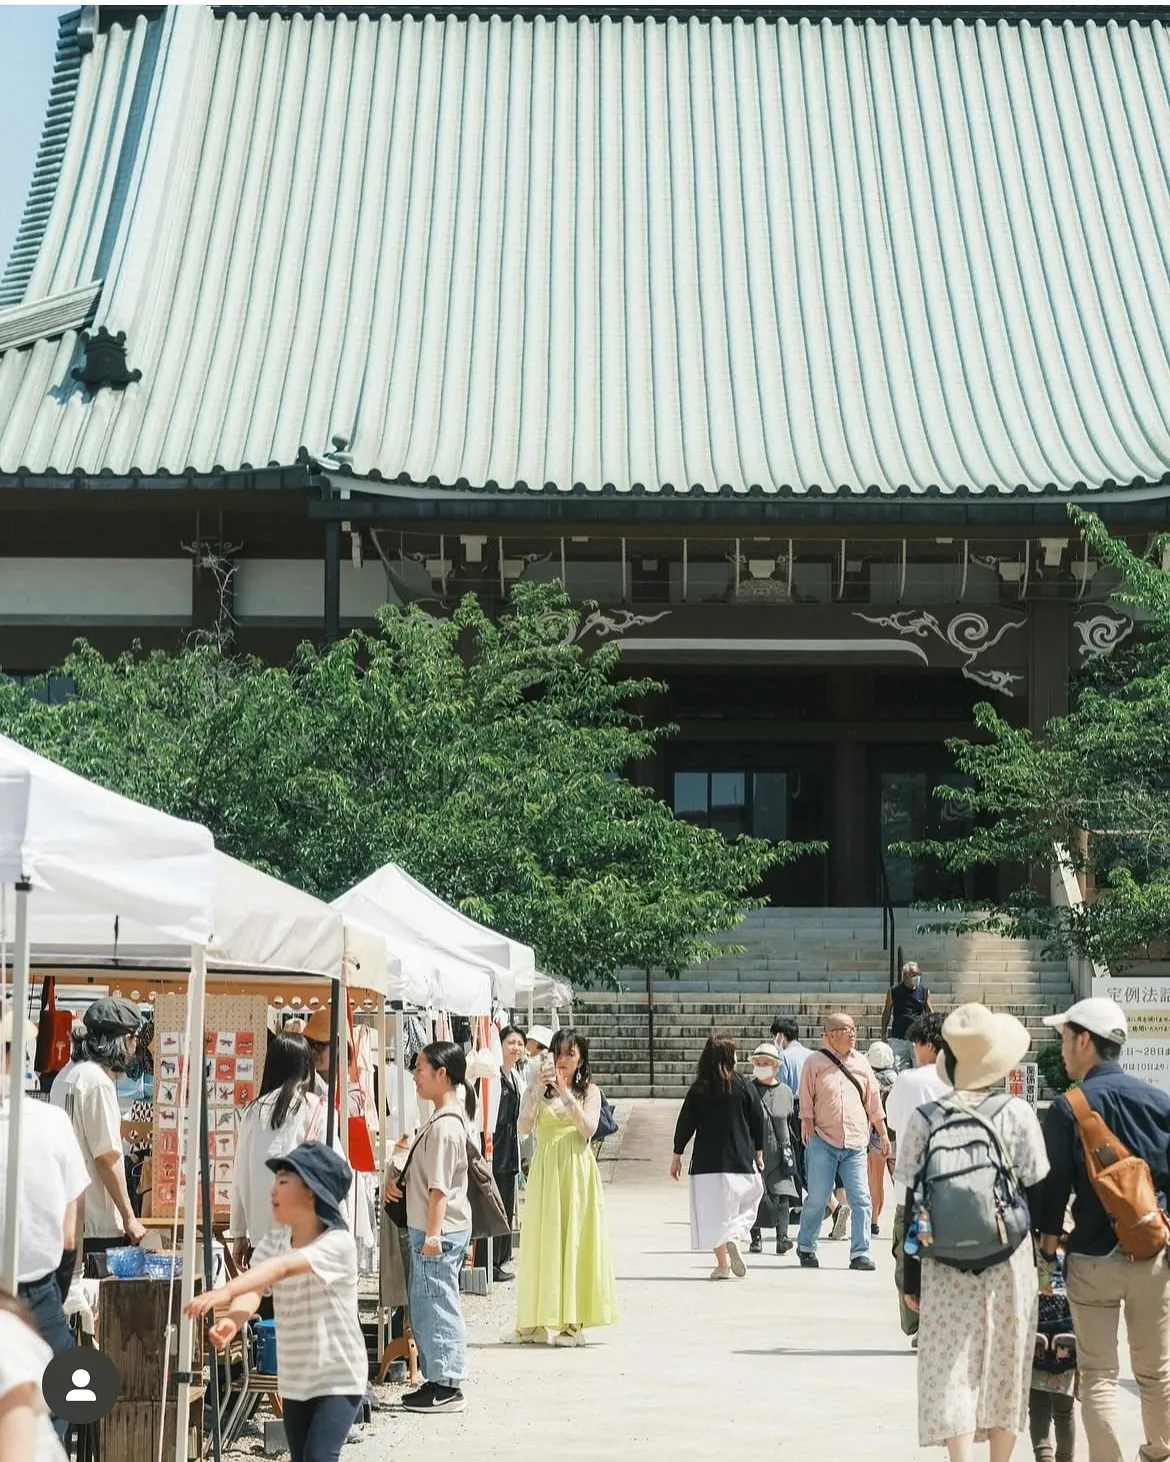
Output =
[
  {"x1": 323, "y1": 520, "x2": 341, "y2": 645},
  {"x1": 829, "y1": 670, "x2": 868, "y2": 907},
  {"x1": 1027, "y1": 601, "x2": 1071, "y2": 736},
  {"x1": 1027, "y1": 602, "x2": 1072, "y2": 897}
]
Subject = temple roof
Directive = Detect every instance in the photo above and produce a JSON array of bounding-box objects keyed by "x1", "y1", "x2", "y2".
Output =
[{"x1": 1, "y1": 5, "x2": 1170, "y2": 500}]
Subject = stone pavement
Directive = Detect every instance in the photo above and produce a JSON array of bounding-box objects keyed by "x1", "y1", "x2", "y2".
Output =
[{"x1": 388, "y1": 1098, "x2": 1145, "y2": 1461}]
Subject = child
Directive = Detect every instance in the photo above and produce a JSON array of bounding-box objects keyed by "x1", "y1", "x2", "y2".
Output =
[
  {"x1": 1030, "y1": 1249, "x2": 1078, "y2": 1462},
  {"x1": 187, "y1": 1143, "x2": 367, "y2": 1462}
]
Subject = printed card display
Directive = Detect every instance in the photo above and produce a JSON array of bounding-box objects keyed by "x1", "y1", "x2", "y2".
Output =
[{"x1": 152, "y1": 994, "x2": 267, "y2": 1221}]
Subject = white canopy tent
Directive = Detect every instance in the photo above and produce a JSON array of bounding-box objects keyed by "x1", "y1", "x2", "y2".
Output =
[
  {"x1": 6, "y1": 848, "x2": 390, "y2": 994},
  {"x1": 339, "y1": 864, "x2": 535, "y2": 1006},
  {"x1": 0, "y1": 735, "x2": 216, "y2": 1462},
  {"x1": 332, "y1": 874, "x2": 500, "y2": 1016}
]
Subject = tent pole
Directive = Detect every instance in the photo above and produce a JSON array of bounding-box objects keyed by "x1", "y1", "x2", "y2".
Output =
[
  {"x1": 199, "y1": 1074, "x2": 223, "y2": 1462},
  {"x1": 1, "y1": 881, "x2": 31, "y2": 1291},
  {"x1": 174, "y1": 943, "x2": 207, "y2": 1462},
  {"x1": 326, "y1": 981, "x2": 341, "y2": 1147},
  {"x1": 376, "y1": 1000, "x2": 389, "y2": 1361}
]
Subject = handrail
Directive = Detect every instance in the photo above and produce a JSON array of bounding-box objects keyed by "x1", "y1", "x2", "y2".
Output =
[{"x1": 878, "y1": 854, "x2": 897, "y2": 987}]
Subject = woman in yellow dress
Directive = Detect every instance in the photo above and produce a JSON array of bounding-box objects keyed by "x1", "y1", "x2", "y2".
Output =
[{"x1": 504, "y1": 1030, "x2": 619, "y2": 1347}]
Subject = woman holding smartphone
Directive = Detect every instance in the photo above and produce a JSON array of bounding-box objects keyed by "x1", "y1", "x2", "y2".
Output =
[{"x1": 504, "y1": 1029, "x2": 618, "y2": 1347}]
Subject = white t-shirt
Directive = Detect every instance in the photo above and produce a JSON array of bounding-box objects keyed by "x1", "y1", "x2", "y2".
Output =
[
  {"x1": 249, "y1": 1226, "x2": 368, "y2": 1401},
  {"x1": 0, "y1": 1099, "x2": 89, "y2": 1282},
  {"x1": 50, "y1": 1061, "x2": 124, "y2": 1238},
  {"x1": 230, "y1": 1092, "x2": 330, "y2": 1244},
  {"x1": 884, "y1": 1063, "x2": 951, "y2": 1204},
  {"x1": 0, "y1": 1311, "x2": 69, "y2": 1462}
]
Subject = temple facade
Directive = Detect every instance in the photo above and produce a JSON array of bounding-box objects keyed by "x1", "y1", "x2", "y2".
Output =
[{"x1": 1, "y1": 4, "x2": 1168, "y2": 905}]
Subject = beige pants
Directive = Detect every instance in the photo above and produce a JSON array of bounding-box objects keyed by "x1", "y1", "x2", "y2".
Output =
[{"x1": 1065, "y1": 1247, "x2": 1170, "y2": 1462}]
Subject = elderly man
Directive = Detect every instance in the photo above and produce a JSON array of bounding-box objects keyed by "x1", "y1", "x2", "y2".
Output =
[
  {"x1": 796, "y1": 1012, "x2": 890, "y2": 1271},
  {"x1": 51, "y1": 997, "x2": 146, "y2": 1259},
  {"x1": 1, "y1": 1009, "x2": 89, "y2": 1441}
]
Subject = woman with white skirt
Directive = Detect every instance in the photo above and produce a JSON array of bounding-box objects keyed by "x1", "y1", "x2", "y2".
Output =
[{"x1": 671, "y1": 1036, "x2": 765, "y2": 1279}]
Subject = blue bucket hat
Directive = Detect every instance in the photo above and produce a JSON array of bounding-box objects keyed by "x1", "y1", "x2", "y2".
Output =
[{"x1": 266, "y1": 1141, "x2": 353, "y2": 1230}]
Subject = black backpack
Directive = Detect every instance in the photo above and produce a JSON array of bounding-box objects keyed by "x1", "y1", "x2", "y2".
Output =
[{"x1": 908, "y1": 1092, "x2": 1031, "y2": 1273}]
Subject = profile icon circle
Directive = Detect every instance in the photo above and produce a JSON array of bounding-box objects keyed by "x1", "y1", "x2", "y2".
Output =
[{"x1": 42, "y1": 1348, "x2": 120, "y2": 1425}]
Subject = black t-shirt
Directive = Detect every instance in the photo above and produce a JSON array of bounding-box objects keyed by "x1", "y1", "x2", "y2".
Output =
[{"x1": 890, "y1": 982, "x2": 928, "y2": 1038}]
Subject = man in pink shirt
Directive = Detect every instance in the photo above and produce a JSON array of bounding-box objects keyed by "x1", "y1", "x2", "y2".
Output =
[{"x1": 795, "y1": 1013, "x2": 891, "y2": 1271}]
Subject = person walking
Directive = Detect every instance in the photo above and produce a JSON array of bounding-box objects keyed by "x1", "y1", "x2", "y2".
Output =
[
  {"x1": 49, "y1": 997, "x2": 146, "y2": 1259},
  {"x1": 507, "y1": 1029, "x2": 618, "y2": 1345},
  {"x1": 772, "y1": 1016, "x2": 811, "y2": 1221},
  {"x1": 474, "y1": 1024, "x2": 524, "y2": 1283},
  {"x1": 384, "y1": 1041, "x2": 475, "y2": 1413},
  {"x1": 0, "y1": 1290, "x2": 68, "y2": 1462},
  {"x1": 187, "y1": 1143, "x2": 367, "y2": 1462},
  {"x1": 882, "y1": 962, "x2": 934, "y2": 1070},
  {"x1": 231, "y1": 1033, "x2": 332, "y2": 1266},
  {"x1": 747, "y1": 1043, "x2": 797, "y2": 1256},
  {"x1": 865, "y1": 1041, "x2": 898, "y2": 1237},
  {"x1": 796, "y1": 1014, "x2": 890, "y2": 1271},
  {"x1": 1037, "y1": 996, "x2": 1170, "y2": 1462},
  {"x1": 883, "y1": 1012, "x2": 948, "y2": 1345},
  {"x1": 671, "y1": 1036, "x2": 765, "y2": 1280},
  {"x1": 897, "y1": 1004, "x2": 1049, "y2": 1462},
  {"x1": 0, "y1": 1012, "x2": 88, "y2": 1444}
]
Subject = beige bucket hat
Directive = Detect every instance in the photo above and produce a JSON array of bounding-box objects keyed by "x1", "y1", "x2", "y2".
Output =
[{"x1": 937, "y1": 1002, "x2": 1031, "y2": 1090}]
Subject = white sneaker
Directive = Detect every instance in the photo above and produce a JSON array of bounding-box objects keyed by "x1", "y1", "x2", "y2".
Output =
[
  {"x1": 829, "y1": 1205, "x2": 851, "y2": 1241},
  {"x1": 553, "y1": 1328, "x2": 585, "y2": 1347},
  {"x1": 709, "y1": 1266, "x2": 732, "y2": 1280},
  {"x1": 500, "y1": 1327, "x2": 550, "y2": 1345},
  {"x1": 726, "y1": 1240, "x2": 747, "y2": 1278}
]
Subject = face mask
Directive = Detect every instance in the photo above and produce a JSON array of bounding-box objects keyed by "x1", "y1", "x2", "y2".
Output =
[
  {"x1": 907, "y1": 976, "x2": 921, "y2": 989},
  {"x1": 752, "y1": 1064, "x2": 775, "y2": 1082}
]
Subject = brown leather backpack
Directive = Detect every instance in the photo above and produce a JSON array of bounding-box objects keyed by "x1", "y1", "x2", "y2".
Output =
[{"x1": 1067, "y1": 1087, "x2": 1170, "y2": 1261}]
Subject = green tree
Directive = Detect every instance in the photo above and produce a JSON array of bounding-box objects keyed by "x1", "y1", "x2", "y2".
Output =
[
  {"x1": 903, "y1": 507, "x2": 1170, "y2": 972},
  {"x1": 0, "y1": 583, "x2": 810, "y2": 988}
]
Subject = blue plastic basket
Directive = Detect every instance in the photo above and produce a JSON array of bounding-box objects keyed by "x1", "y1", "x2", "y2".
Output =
[
  {"x1": 106, "y1": 1246, "x2": 147, "y2": 1279},
  {"x1": 255, "y1": 1319, "x2": 278, "y2": 1375}
]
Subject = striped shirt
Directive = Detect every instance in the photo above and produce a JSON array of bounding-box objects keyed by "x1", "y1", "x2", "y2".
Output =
[{"x1": 249, "y1": 1226, "x2": 367, "y2": 1401}]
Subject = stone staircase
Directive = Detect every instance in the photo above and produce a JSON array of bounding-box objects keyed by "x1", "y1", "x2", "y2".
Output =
[{"x1": 573, "y1": 908, "x2": 1074, "y2": 1099}]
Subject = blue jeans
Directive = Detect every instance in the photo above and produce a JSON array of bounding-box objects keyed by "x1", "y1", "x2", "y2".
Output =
[
  {"x1": 282, "y1": 1394, "x2": 361, "y2": 1462},
  {"x1": 19, "y1": 1271, "x2": 72, "y2": 1443},
  {"x1": 408, "y1": 1227, "x2": 471, "y2": 1387},
  {"x1": 796, "y1": 1134, "x2": 872, "y2": 1258}
]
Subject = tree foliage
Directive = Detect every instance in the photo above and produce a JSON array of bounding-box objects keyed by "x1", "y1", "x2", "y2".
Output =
[
  {"x1": 904, "y1": 507, "x2": 1170, "y2": 972},
  {"x1": 0, "y1": 582, "x2": 808, "y2": 989}
]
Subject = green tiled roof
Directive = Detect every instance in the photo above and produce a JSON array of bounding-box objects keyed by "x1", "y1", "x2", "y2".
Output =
[{"x1": 1, "y1": 6, "x2": 1169, "y2": 500}]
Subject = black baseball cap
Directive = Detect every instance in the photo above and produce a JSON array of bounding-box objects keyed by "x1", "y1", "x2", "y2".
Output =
[
  {"x1": 266, "y1": 1142, "x2": 353, "y2": 1230},
  {"x1": 83, "y1": 997, "x2": 142, "y2": 1036}
]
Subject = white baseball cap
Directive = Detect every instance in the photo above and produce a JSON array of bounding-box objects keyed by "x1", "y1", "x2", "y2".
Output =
[{"x1": 1043, "y1": 997, "x2": 1128, "y2": 1045}]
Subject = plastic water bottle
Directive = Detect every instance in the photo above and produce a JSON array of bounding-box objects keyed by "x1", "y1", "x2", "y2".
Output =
[{"x1": 904, "y1": 1217, "x2": 920, "y2": 1257}]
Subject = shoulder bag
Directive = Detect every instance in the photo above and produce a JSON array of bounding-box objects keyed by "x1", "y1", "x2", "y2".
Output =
[{"x1": 1066, "y1": 1087, "x2": 1170, "y2": 1261}]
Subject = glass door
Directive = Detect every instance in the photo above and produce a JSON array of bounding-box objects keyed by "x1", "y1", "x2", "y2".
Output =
[
  {"x1": 670, "y1": 758, "x2": 829, "y2": 905},
  {"x1": 874, "y1": 751, "x2": 993, "y2": 904}
]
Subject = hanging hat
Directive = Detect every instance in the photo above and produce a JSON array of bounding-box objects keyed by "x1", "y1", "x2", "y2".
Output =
[
  {"x1": 0, "y1": 1007, "x2": 37, "y2": 1047},
  {"x1": 938, "y1": 1003, "x2": 1031, "y2": 1090},
  {"x1": 466, "y1": 1045, "x2": 501, "y2": 1081},
  {"x1": 866, "y1": 1041, "x2": 896, "y2": 1072}
]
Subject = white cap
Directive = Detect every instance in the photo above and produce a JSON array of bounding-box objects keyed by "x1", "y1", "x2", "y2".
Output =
[
  {"x1": 526, "y1": 1025, "x2": 554, "y2": 1050},
  {"x1": 1043, "y1": 997, "x2": 1128, "y2": 1045}
]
